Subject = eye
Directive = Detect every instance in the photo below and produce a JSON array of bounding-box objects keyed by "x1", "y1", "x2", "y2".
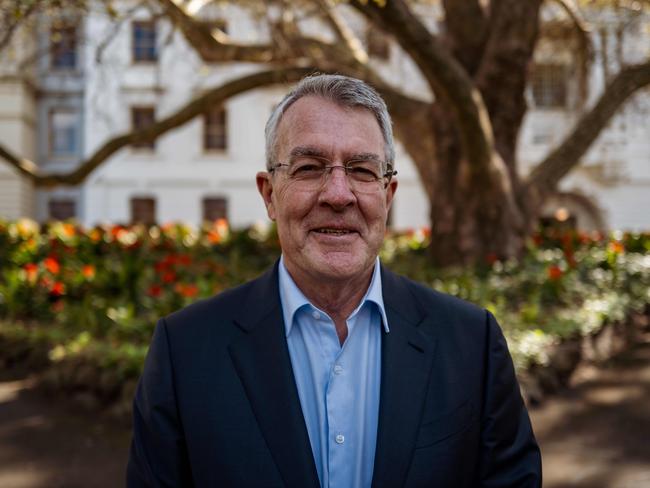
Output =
[
  {"x1": 346, "y1": 161, "x2": 380, "y2": 182},
  {"x1": 289, "y1": 157, "x2": 326, "y2": 178}
]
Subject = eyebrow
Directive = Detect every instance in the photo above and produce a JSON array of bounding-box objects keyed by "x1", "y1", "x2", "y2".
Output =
[{"x1": 288, "y1": 146, "x2": 382, "y2": 162}]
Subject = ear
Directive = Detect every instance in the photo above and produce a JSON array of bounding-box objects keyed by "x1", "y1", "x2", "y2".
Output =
[
  {"x1": 256, "y1": 171, "x2": 276, "y2": 221},
  {"x1": 385, "y1": 178, "x2": 398, "y2": 211}
]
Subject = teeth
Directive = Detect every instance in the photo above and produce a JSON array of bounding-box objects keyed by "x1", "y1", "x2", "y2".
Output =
[{"x1": 316, "y1": 228, "x2": 351, "y2": 235}]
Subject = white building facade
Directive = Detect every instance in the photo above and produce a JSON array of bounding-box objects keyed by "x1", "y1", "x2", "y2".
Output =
[{"x1": 1, "y1": 2, "x2": 648, "y2": 231}]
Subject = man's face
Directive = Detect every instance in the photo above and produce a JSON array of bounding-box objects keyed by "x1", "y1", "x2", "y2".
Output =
[{"x1": 257, "y1": 95, "x2": 397, "y2": 285}]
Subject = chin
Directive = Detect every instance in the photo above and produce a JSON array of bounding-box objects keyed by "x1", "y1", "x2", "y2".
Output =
[{"x1": 309, "y1": 252, "x2": 372, "y2": 281}]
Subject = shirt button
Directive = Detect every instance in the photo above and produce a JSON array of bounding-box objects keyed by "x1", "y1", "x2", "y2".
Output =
[
  {"x1": 335, "y1": 434, "x2": 345, "y2": 444},
  {"x1": 311, "y1": 311, "x2": 320, "y2": 320},
  {"x1": 333, "y1": 364, "x2": 343, "y2": 375}
]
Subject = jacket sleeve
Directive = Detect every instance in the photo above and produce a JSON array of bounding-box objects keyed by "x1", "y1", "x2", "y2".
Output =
[
  {"x1": 477, "y1": 311, "x2": 542, "y2": 487},
  {"x1": 126, "y1": 318, "x2": 193, "y2": 487}
]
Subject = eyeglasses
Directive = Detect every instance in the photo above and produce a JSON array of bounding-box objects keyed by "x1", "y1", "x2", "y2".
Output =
[{"x1": 269, "y1": 155, "x2": 397, "y2": 193}]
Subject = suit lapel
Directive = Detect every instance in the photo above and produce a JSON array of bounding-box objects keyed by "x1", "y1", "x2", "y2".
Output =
[
  {"x1": 372, "y1": 267, "x2": 438, "y2": 488},
  {"x1": 228, "y1": 265, "x2": 320, "y2": 488}
]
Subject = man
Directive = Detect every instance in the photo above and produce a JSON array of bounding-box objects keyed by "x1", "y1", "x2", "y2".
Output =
[{"x1": 127, "y1": 74, "x2": 542, "y2": 487}]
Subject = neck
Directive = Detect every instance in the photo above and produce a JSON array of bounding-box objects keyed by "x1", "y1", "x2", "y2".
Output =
[{"x1": 284, "y1": 260, "x2": 375, "y2": 344}]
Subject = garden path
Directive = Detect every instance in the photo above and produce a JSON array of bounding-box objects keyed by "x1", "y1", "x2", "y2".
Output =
[
  {"x1": 529, "y1": 329, "x2": 650, "y2": 488},
  {"x1": 0, "y1": 331, "x2": 649, "y2": 488}
]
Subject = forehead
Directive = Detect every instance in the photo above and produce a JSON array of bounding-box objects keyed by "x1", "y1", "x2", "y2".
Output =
[{"x1": 276, "y1": 95, "x2": 384, "y2": 159}]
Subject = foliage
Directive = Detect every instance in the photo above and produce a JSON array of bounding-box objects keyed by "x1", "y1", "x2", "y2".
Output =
[{"x1": 0, "y1": 219, "x2": 648, "y2": 377}]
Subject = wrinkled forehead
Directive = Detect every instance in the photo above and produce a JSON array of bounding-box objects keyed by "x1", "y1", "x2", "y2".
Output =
[{"x1": 275, "y1": 96, "x2": 384, "y2": 161}]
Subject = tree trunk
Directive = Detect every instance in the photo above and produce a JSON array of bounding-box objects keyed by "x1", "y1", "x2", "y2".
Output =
[{"x1": 396, "y1": 104, "x2": 527, "y2": 267}]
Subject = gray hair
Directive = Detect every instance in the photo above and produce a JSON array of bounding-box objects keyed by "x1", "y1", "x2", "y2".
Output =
[{"x1": 265, "y1": 74, "x2": 395, "y2": 171}]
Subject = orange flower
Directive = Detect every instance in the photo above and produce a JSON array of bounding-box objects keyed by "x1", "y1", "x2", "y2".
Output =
[
  {"x1": 207, "y1": 230, "x2": 221, "y2": 245},
  {"x1": 24, "y1": 263, "x2": 38, "y2": 282},
  {"x1": 81, "y1": 264, "x2": 95, "y2": 279},
  {"x1": 547, "y1": 265, "x2": 563, "y2": 281},
  {"x1": 608, "y1": 241, "x2": 624, "y2": 254},
  {"x1": 89, "y1": 228, "x2": 102, "y2": 242},
  {"x1": 215, "y1": 218, "x2": 229, "y2": 233},
  {"x1": 44, "y1": 257, "x2": 60, "y2": 274},
  {"x1": 62, "y1": 223, "x2": 75, "y2": 237},
  {"x1": 175, "y1": 283, "x2": 198, "y2": 298},
  {"x1": 50, "y1": 281, "x2": 65, "y2": 296}
]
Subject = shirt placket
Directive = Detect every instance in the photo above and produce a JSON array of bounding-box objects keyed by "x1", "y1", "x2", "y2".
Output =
[{"x1": 325, "y1": 316, "x2": 355, "y2": 488}]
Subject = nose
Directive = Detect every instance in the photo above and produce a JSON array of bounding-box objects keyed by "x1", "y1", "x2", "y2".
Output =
[{"x1": 318, "y1": 166, "x2": 356, "y2": 209}]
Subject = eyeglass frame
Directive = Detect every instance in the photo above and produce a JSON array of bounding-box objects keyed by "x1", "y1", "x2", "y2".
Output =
[{"x1": 268, "y1": 155, "x2": 397, "y2": 190}]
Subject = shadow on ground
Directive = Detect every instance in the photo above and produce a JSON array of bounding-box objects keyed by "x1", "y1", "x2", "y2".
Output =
[
  {"x1": 0, "y1": 368, "x2": 130, "y2": 488},
  {"x1": 530, "y1": 333, "x2": 650, "y2": 488}
]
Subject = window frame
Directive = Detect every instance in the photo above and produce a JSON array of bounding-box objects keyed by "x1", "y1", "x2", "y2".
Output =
[
  {"x1": 530, "y1": 63, "x2": 568, "y2": 109},
  {"x1": 203, "y1": 105, "x2": 228, "y2": 152},
  {"x1": 131, "y1": 106, "x2": 156, "y2": 150},
  {"x1": 132, "y1": 20, "x2": 158, "y2": 63},
  {"x1": 50, "y1": 22, "x2": 78, "y2": 70},
  {"x1": 48, "y1": 108, "x2": 79, "y2": 158},
  {"x1": 202, "y1": 196, "x2": 228, "y2": 222},
  {"x1": 48, "y1": 198, "x2": 76, "y2": 221},
  {"x1": 130, "y1": 197, "x2": 157, "y2": 225}
]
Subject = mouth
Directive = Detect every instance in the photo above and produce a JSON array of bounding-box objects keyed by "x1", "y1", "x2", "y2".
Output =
[{"x1": 312, "y1": 227, "x2": 357, "y2": 236}]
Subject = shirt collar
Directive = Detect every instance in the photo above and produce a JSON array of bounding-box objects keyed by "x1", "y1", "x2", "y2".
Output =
[{"x1": 278, "y1": 256, "x2": 390, "y2": 338}]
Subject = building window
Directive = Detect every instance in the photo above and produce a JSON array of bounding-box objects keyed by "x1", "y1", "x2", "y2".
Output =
[
  {"x1": 203, "y1": 106, "x2": 227, "y2": 151},
  {"x1": 48, "y1": 199, "x2": 76, "y2": 220},
  {"x1": 131, "y1": 107, "x2": 155, "y2": 149},
  {"x1": 49, "y1": 108, "x2": 78, "y2": 157},
  {"x1": 202, "y1": 197, "x2": 228, "y2": 222},
  {"x1": 366, "y1": 27, "x2": 390, "y2": 60},
  {"x1": 131, "y1": 197, "x2": 156, "y2": 225},
  {"x1": 531, "y1": 64, "x2": 567, "y2": 109},
  {"x1": 132, "y1": 21, "x2": 157, "y2": 62},
  {"x1": 50, "y1": 23, "x2": 77, "y2": 69}
]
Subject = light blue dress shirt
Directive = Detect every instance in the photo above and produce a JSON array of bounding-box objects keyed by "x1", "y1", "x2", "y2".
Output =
[{"x1": 278, "y1": 256, "x2": 390, "y2": 488}]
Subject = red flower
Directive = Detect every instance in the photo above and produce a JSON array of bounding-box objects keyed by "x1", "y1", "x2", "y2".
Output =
[
  {"x1": 44, "y1": 257, "x2": 60, "y2": 274},
  {"x1": 147, "y1": 285, "x2": 162, "y2": 297},
  {"x1": 162, "y1": 271, "x2": 176, "y2": 283},
  {"x1": 485, "y1": 253, "x2": 499, "y2": 265},
  {"x1": 50, "y1": 281, "x2": 66, "y2": 296},
  {"x1": 547, "y1": 265, "x2": 563, "y2": 281}
]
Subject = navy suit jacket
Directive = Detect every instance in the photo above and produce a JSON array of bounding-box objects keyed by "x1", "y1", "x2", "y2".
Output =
[{"x1": 127, "y1": 263, "x2": 541, "y2": 487}]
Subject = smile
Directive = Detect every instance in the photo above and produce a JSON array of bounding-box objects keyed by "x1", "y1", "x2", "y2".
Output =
[{"x1": 313, "y1": 228, "x2": 356, "y2": 235}]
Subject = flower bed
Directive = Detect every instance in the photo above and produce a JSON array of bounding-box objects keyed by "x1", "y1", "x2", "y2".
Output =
[{"x1": 0, "y1": 219, "x2": 648, "y2": 416}]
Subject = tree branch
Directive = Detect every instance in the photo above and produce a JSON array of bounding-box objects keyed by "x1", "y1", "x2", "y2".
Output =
[
  {"x1": 525, "y1": 60, "x2": 650, "y2": 194},
  {"x1": 160, "y1": 0, "x2": 333, "y2": 64},
  {"x1": 441, "y1": 0, "x2": 488, "y2": 74},
  {"x1": 475, "y1": 0, "x2": 542, "y2": 172},
  {"x1": 162, "y1": 0, "x2": 424, "y2": 118},
  {"x1": 351, "y1": 0, "x2": 499, "y2": 182},
  {"x1": 0, "y1": 67, "x2": 315, "y2": 187},
  {"x1": 314, "y1": 0, "x2": 368, "y2": 65}
]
